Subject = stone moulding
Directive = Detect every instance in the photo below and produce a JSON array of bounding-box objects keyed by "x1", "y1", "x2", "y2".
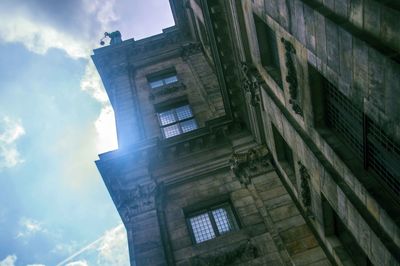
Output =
[
  {"x1": 229, "y1": 146, "x2": 271, "y2": 186},
  {"x1": 191, "y1": 241, "x2": 258, "y2": 266},
  {"x1": 281, "y1": 38, "x2": 303, "y2": 117}
]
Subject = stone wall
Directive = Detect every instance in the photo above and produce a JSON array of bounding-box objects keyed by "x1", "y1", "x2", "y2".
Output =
[{"x1": 234, "y1": 0, "x2": 400, "y2": 264}]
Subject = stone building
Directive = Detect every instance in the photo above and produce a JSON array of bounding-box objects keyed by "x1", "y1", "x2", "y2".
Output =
[{"x1": 92, "y1": 0, "x2": 400, "y2": 265}]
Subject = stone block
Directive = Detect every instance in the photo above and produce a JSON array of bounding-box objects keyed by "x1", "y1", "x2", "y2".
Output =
[
  {"x1": 269, "y1": 203, "x2": 300, "y2": 222},
  {"x1": 357, "y1": 217, "x2": 371, "y2": 257},
  {"x1": 349, "y1": 0, "x2": 363, "y2": 28},
  {"x1": 363, "y1": 0, "x2": 381, "y2": 36},
  {"x1": 234, "y1": 195, "x2": 255, "y2": 208},
  {"x1": 263, "y1": 193, "x2": 292, "y2": 210},
  {"x1": 381, "y1": 6, "x2": 400, "y2": 52},
  {"x1": 237, "y1": 204, "x2": 259, "y2": 217},
  {"x1": 242, "y1": 213, "x2": 264, "y2": 226},
  {"x1": 292, "y1": 246, "x2": 327, "y2": 265},
  {"x1": 315, "y1": 12, "x2": 327, "y2": 64},
  {"x1": 258, "y1": 185, "x2": 287, "y2": 201},
  {"x1": 325, "y1": 19, "x2": 339, "y2": 74},
  {"x1": 285, "y1": 234, "x2": 319, "y2": 255}
]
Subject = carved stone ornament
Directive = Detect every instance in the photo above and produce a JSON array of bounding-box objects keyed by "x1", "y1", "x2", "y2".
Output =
[
  {"x1": 281, "y1": 38, "x2": 303, "y2": 116},
  {"x1": 298, "y1": 161, "x2": 312, "y2": 216},
  {"x1": 181, "y1": 42, "x2": 202, "y2": 60},
  {"x1": 229, "y1": 146, "x2": 271, "y2": 186},
  {"x1": 241, "y1": 62, "x2": 261, "y2": 107},
  {"x1": 191, "y1": 241, "x2": 258, "y2": 266},
  {"x1": 118, "y1": 182, "x2": 157, "y2": 221}
]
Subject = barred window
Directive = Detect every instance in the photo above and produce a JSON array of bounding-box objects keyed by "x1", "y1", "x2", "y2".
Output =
[
  {"x1": 309, "y1": 64, "x2": 400, "y2": 204},
  {"x1": 187, "y1": 204, "x2": 237, "y2": 244},
  {"x1": 367, "y1": 118, "x2": 400, "y2": 196},
  {"x1": 157, "y1": 104, "x2": 198, "y2": 138}
]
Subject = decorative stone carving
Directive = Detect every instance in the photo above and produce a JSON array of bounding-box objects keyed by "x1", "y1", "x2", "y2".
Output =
[
  {"x1": 229, "y1": 146, "x2": 271, "y2": 186},
  {"x1": 298, "y1": 161, "x2": 313, "y2": 216},
  {"x1": 281, "y1": 38, "x2": 303, "y2": 116},
  {"x1": 191, "y1": 241, "x2": 258, "y2": 266},
  {"x1": 241, "y1": 62, "x2": 261, "y2": 107},
  {"x1": 118, "y1": 182, "x2": 157, "y2": 221},
  {"x1": 181, "y1": 42, "x2": 202, "y2": 60}
]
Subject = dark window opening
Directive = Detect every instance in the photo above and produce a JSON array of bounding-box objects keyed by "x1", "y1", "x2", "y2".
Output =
[
  {"x1": 322, "y1": 197, "x2": 372, "y2": 266},
  {"x1": 187, "y1": 203, "x2": 238, "y2": 244},
  {"x1": 309, "y1": 64, "x2": 400, "y2": 216},
  {"x1": 254, "y1": 14, "x2": 282, "y2": 88},
  {"x1": 157, "y1": 103, "x2": 198, "y2": 138},
  {"x1": 272, "y1": 124, "x2": 296, "y2": 186}
]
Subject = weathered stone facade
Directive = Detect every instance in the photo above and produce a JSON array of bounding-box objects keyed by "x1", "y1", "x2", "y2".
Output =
[{"x1": 93, "y1": 0, "x2": 399, "y2": 265}]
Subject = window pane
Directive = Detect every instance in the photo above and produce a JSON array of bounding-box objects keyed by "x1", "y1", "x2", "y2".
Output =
[
  {"x1": 212, "y1": 208, "x2": 233, "y2": 234},
  {"x1": 162, "y1": 124, "x2": 181, "y2": 138},
  {"x1": 149, "y1": 80, "x2": 164, "y2": 89},
  {"x1": 159, "y1": 110, "x2": 176, "y2": 126},
  {"x1": 190, "y1": 213, "x2": 216, "y2": 243},
  {"x1": 175, "y1": 105, "x2": 193, "y2": 120},
  {"x1": 180, "y1": 119, "x2": 197, "y2": 133},
  {"x1": 164, "y1": 75, "x2": 178, "y2": 84}
]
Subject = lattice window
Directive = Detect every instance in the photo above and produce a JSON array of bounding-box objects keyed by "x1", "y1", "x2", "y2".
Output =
[
  {"x1": 367, "y1": 118, "x2": 400, "y2": 196},
  {"x1": 320, "y1": 76, "x2": 400, "y2": 199},
  {"x1": 325, "y1": 82, "x2": 364, "y2": 158},
  {"x1": 188, "y1": 204, "x2": 237, "y2": 244},
  {"x1": 157, "y1": 104, "x2": 197, "y2": 138}
]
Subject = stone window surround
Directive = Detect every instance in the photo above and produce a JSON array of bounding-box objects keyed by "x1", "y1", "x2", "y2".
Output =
[
  {"x1": 156, "y1": 102, "x2": 198, "y2": 139},
  {"x1": 184, "y1": 197, "x2": 240, "y2": 245}
]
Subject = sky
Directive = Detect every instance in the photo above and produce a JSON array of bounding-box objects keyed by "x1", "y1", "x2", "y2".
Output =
[{"x1": 0, "y1": 1, "x2": 174, "y2": 265}]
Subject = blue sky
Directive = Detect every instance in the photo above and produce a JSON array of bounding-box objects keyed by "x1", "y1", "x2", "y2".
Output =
[{"x1": 0, "y1": 1, "x2": 174, "y2": 265}]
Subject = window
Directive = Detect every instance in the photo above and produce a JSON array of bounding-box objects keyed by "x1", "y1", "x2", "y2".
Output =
[
  {"x1": 254, "y1": 14, "x2": 282, "y2": 88},
  {"x1": 309, "y1": 64, "x2": 400, "y2": 210},
  {"x1": 157, "y1": 104, "x2": 198, "y2": 138},
  {"x1": 272, "y1": 124, "x2": 296, "y2": 186},
  {"x1": 187, "y1": 203, "x2": 238, "y2": 244},
  {"x1": 148, "y1": 72, "x2": 178, "y2": 89},
  {"x1": 322, "y1": 197, "x2": 372, "y2": 265}
]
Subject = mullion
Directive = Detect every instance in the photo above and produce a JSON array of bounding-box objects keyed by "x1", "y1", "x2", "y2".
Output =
[
  {"x1": 208, "y1": 210, "x2": 220, "y2": 236},
  {"x1": 173, "y1": 109, "x2": 182, "y2": 134}
]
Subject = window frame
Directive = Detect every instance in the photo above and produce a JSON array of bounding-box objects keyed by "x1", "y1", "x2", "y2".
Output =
[
  {"x1": 253, "y1": 14, "x2": 283, "y2": 88},
  {"x1": 156, "y1": 104, "x2": 198, "y2": 138},
  {"x1": 186, "y1": 203, "x2": 239, "y2": 244},
  {"x1": 147, "y1": 69, "x2": 179, "y2": 90}
]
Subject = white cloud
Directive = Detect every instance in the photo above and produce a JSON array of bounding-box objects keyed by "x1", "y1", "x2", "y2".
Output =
[
  {"x1": 0, "y1": 15, "x2": 91, "y2": 60},
  {"x1": 26, "y1": 264, "x2": 46, "y2": 266},
  {"x1": 96, "y1": 224, "x2": 128, "y2": 265},
  {"x1": 80, "y1": 62, "x2": 108, "y2": 104},
  {"x1": 16, "y1": 217, "x2": 46, "y2": 239},
  {"x1": 0, "y1": 116, "x2": 25, "y2": 170},
  {"x1": 65, "y1": 261, "x2": 88, "y2": 266},
  {"x1": 56, "y1": 224, "x2": 128, "y2": 266},
  {"x1": 0, "y1": 255, "x2": 17, "y2": 266},
  {"x1": 0, "y1": 2, "x2": 119, "y2": 155},
  {"x1": 94, "y1": 106, "x2": 118, "y2": 153}
]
